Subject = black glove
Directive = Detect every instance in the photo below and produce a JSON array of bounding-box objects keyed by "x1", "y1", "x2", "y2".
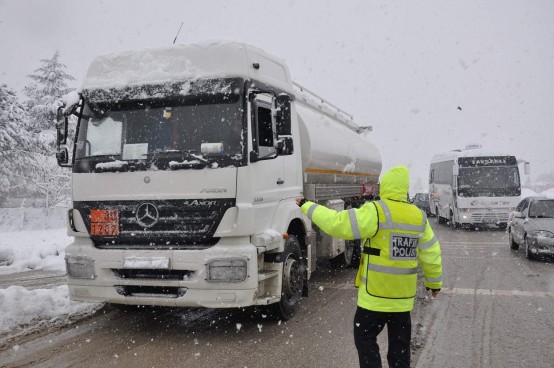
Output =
[{"x1": 297, "y1": 198, "x2": 308, "y2": 207}]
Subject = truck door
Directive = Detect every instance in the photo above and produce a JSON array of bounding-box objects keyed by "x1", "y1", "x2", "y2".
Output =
[{"x1": 249, "y1": 93, "x2": 286, "y2": 204}]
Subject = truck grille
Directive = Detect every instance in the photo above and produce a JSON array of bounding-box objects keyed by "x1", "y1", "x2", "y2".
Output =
[
  {"x1": 113, "y1": 268, "x2": 195, "y2": 281},
  {"x1": 74, "y1": 199, "x2": 235, "y2": 249},
  {"x1": 115, "y1": 285, "x2": 186, "y2": 298}
]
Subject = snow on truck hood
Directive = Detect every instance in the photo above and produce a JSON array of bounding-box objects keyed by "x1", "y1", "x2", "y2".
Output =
[{"x1": 80, "y1": 41, "x2": 292, "y2": 92}]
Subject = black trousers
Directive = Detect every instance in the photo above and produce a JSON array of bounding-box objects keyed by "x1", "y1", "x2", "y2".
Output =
[{"x1": 353, "y1": 307, "x2": 412, "y2": 368}]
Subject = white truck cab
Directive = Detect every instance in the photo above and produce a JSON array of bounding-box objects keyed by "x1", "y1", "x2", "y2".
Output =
[{"x1": 56, "y1": 42, "x2": 381, "y2": 319}]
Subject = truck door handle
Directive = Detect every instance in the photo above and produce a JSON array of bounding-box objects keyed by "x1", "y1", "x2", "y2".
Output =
[{"x1": 276, "y1": 178, "x2": 284, "y2": 185}]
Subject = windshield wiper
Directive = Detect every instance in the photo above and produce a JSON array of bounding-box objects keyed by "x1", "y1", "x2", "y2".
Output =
[
  {"x1": 148, "y1": 150, "x2": 208, "y2": 162},
  {"x1": 147, "y1": 150, "x2": 210, "y2": 170},
  {"x1": 93, "y1": 159, "x2": 148, "y2": 173}
]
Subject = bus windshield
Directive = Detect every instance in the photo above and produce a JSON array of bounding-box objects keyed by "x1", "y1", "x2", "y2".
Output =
[{"x1": 458, "y1": 166, "x2": 520, "y2": 197}]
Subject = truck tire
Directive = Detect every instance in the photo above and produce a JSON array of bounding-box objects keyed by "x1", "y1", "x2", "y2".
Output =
[
  {"x1": 331, "y1": 239, "x2": 361, "y2": 268},
  {"x1": 349, "y1": 239, "x2": 362, "y2": 268},
  {"x1": 269, "y1": 235, "x2": 304, "y2": 320}
]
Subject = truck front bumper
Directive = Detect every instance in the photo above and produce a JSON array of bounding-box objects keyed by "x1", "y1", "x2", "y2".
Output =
[{"x1": 65, "y1": 236, "x2": 262, "y2": 308}]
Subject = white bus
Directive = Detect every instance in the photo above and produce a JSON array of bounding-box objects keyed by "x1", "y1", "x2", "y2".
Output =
[{"x1": 429, "y1": 146, "x2": 525, "y2": 229}]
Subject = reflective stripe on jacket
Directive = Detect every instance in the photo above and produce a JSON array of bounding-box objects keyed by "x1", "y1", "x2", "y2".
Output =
[{"x1": 301, "y1": 198, "x2": 442, "y2": 312}]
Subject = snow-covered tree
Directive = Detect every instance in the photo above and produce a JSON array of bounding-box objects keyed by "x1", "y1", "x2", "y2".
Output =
[
  {"x1": 26, "y1": 154, "x2": 71, "y2": 208},
  {"x1": 23, "y1": 51, "x2": 75, "y2": 134},
  {"x1": 0, "y1": 84, "x2": 37, "y2": 203}
]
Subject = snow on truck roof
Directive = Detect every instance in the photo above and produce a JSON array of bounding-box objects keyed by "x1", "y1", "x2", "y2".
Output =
[{"x1": 80, "y1": 41, "x2": 293, "y2": 93}]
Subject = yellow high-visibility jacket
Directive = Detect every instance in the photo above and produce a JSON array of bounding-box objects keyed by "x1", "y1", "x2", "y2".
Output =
[{"x1": 301, "y1": 165, "x2": 442, "y2": 312}]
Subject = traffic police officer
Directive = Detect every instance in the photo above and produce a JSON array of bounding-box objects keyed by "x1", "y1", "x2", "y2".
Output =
[{"x1": 297, "y1": 165, "x2": 442, "y2": 368}]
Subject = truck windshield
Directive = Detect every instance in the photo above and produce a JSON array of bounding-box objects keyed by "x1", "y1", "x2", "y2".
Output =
[
  {"x1": 75, "y1": 92, "x2": 244, "y2": 164},
  {"x1": 458, "y1": 166, "x2": 520, "y2": 197}
]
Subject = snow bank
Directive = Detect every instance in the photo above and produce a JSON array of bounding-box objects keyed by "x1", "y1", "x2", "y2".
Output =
[
  {"x1": 520, "y1": 187, "x2": 539, "y2": 199},
  {"x1": 0, "y1": 214, "x2": 101, "y2": 338},
  {"x1": 0, "y1": 228, "x2": 70, "y2": 275},
  {"x1": 0, "y1": 285, "x2": 100, "y2": 334},
  {"x1": 541, "y1": 188, "x2": 554, "y2": 199}
]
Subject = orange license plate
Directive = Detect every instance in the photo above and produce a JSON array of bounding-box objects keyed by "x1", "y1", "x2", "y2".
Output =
[{"x1": 90, "y1": 209, "x2": 119, "y2": 236}]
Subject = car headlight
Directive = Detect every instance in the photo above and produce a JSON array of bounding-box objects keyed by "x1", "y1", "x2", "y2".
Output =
[{"x1": 530, "y1": 230, "x2": 554, "y2": 238}]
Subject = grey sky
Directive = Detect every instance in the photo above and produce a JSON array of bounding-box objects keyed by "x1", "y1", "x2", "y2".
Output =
[{"x1": 1, "y1": 0, "x2": 553, "y2": 187}]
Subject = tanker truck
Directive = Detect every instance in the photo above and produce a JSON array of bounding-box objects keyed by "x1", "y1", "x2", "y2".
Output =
[{"x1": 55, "y1": 42, "x2": 382, "y2": 320}]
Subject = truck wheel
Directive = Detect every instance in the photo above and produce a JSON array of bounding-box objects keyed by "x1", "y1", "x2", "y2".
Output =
[
  {"x1": 509, "y1": 229, "x2": 519, "y2": 250},
  {"x1": 330, "y1": 239, "x2": 361, "y2": 268},
  {"x1": 269, "y1": 235, "x2": 304, "y2": 320},
  {"x1": 349, "y1": 239, "x2": 362, "y2": 268}
]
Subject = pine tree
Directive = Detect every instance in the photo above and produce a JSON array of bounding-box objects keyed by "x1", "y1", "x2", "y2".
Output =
[
  {"x1": 23, "y1": 50, "x2": 75, "y2": 134},
  {"x1": 0, "y1": 84, "x2": 37, "y2": 203}
]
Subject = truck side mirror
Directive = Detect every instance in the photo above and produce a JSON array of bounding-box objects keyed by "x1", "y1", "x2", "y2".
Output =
[
  {"x1": 55, "y1": 93, "x2": 81, "y2": 168},
  {"x1": 276, "y1": 136, "x2": 293, "y2": 155},
  {"x1": 56, "y1": 106, "x2": 68, "y2": 146},
  {"x1": 276, "y1": 94, "x2": 291, "y2": 135},
  {"x1": 249, "y1": 150, "x2": 259, "y2": 163}
]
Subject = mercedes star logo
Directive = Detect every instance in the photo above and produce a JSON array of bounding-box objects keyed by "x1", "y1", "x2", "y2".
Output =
[{"x1": 136, "y1": 203, "x2": 159, "y2": 228}]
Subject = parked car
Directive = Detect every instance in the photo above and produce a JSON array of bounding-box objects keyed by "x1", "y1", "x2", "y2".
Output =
[
  {"x1": 508, "y1": 196, "x2": 554, "y2": 260},
  {"x1": 411, "y1": 191, "x2": 431, "y2": 216}
]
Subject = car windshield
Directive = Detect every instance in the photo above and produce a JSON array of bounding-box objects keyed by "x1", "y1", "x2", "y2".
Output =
[
  {"x1": 528, "y1": 200, "x2": 554, "y2": 218},
  {"x1": 458, "y1": 166, "x2": 520, "y2": 197}
]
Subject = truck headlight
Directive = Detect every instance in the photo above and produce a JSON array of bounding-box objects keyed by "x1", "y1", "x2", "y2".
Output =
[
  {"x1": 66, "y1": 255, "x2": 96, "y2": 279},
  {"x1": 206, "y1": 258, "x2": 247, "y2": 283}
]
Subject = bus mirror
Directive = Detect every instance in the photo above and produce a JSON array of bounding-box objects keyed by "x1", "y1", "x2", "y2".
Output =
[{"x1": 523, "y1": 162, "x2": 530, "y2": 175}]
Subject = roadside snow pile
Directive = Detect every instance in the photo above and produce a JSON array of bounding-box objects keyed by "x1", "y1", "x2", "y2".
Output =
[
  {"x1": 0, "y1": 229, "x2": 70, "y2": 275},
  {"x1": 541, "y1": 188, "x2": 554, "y2": 199},
  {"x1": 0, "y1": 285, "x2": 101, "y2": 334},
  {"x1": 520, "y1": 187, "x2": 538, "y2": 199},
  {"x1": 0, "y1": 223, "x2": 102, "y2": 342}
]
